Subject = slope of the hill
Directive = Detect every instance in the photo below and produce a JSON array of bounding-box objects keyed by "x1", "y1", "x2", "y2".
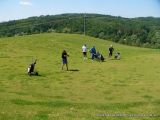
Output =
[{"x1": 0, "y1": 33, "x2": 160, "y2": 120}]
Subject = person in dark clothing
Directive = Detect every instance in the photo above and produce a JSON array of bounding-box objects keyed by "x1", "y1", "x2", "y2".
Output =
[
  {"x1": 28, "y1": 59, "x2": 38, "y2": 76},
  {"x1": 62, "y1": 50, "x2": 69, "y2": 71},
  {"x1": 109, "y1": 45, "x2": 114, "y2": 57}
]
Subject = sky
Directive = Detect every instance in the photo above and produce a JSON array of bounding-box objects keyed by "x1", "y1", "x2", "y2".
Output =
[{"x1": 0, "y1": 0, "x2": 160, "y2": 22}]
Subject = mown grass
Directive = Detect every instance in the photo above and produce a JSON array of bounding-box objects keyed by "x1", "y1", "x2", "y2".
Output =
[{"x1": 0, "y1": 33, "x2": 160, "y2": 120}]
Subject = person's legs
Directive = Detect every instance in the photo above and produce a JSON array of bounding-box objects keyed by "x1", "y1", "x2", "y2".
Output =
[
  {"x1": 109, "y1": 52, "x2": 112, "y2": 57},
  {"x1": 109, "y1": 52, "x2": 111, "y2": 57},
  {"x1": 62, "y1": 64, "x2": 64, "y2": 70},
  {"x1": 83, "y1": 52, "x2": 87, "y2": 60},
  {"x1": 92, "y1": 53, "x2": 94, "y2": 60},
  {"x1": 111, "y1": 52, "x2": 113, "y2": 57},
  {"x1": 62, "y1": 59, "x2": 64, "y2": 70},
  {"x1": 85, "y1": 53, "x2": 87, "y2": 58},
  {"x1": 83, "y1": 52, "x2": 85, "y2": 59},
  {"x1": 62, "y1": 59, "x2": 68, "y2": 70},
  {"x1": 84, "y1": 52, "x2": 87, "y2": 59},
  {"x1": 66, "y1": 63, "x2": 68, "y2": 71},
  {"x1": 62, "y1": 59, "x2": 66, "y2": 70}
]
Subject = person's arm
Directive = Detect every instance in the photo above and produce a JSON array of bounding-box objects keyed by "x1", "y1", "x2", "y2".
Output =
[
  {"x1": 63, "y1": 54, "x2": 69, "y2": 57},
  {"x1": 34, "y1": 59, "x2": 37, "y2": 65},
  {"x1": 89, "y1": 48, "x2": 92, "y2": 53}
]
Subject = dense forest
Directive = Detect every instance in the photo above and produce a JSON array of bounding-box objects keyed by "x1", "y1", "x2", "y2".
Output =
[{"x1": 0, "y1": 13, "x2": 160, "y2": 48}]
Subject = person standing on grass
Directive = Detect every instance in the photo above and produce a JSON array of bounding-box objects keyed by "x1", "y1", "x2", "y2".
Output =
[
  {"x1": 90, "y1": 46, "x2": 96, "y2": 61},
  {"x1": 82, "y1": 44, "x2": 87, "y2": 60},
  {"x1": 62, "y1": 50, "x2": 69, "y2": 71},
  {"x1": 109, "y1": 45, "x2": 114, "y2": 57}
]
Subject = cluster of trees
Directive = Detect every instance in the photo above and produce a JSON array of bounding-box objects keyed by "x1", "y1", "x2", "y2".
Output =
[{"x1": 0, "y1": 13, "x2": 160, "y2": 48}]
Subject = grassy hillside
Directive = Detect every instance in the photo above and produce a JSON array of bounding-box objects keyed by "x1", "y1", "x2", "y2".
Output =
[{"x1": 0, "y1": 33, "x2": 160, "y2": 120}]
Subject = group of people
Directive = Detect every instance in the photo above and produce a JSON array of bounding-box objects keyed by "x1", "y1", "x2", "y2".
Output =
[
  {"x1": 88, "y1": 45, "x2": 105, "y2": 61},
  {"x1": 27, "y1": 44, "x2": 121, "y2": 75},
  {"x1": 61, "y1": 44, "x2": 120, "y2": 71},
  {"x1": 82, "y1": 44, "x2": 120, "y2": 60}
]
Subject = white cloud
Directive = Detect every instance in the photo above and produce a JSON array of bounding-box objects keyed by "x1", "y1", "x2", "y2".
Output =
[{"x1": 19, "y1": 0, "x2": 32, "y2": 6}]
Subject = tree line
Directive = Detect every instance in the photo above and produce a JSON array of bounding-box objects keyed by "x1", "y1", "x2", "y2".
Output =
[{"x1": 0, "y1": 13, "x2": 160, "y2": 48}]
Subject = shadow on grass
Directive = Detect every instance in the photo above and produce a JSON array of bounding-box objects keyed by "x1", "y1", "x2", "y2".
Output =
[
  {"x1": 27, "y1": 75, "x2": 43, "y2": 77},
  {"x1": 27, "y1": 73, "x2": 46, "y2": 77},
  {"x1": 68, "y1": 69, "x2": 80, "y2": 72},
  {"x1": 88, "y1": 58, "x2": 107, "y2": 62}
]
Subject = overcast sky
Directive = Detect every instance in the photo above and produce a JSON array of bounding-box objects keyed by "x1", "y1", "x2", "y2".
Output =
[{"x1": 0, "y1": 0, "x2": 160, "y2": 22}]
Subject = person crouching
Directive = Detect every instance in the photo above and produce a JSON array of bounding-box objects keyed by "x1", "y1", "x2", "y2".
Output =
[{"x1": 28, "y1": 59, "x2": 38, "y2": 76}]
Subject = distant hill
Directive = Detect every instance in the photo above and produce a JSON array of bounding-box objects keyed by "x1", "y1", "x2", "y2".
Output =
[{"x1": 0, "y1": 13, "x2": 160, "y2": 48}]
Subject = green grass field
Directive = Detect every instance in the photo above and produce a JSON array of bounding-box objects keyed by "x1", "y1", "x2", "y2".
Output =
[{"x1": 0, "y1": 33, "x2": 160, "y2": 120}]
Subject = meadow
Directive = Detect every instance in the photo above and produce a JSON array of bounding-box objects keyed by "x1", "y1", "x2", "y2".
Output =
[{"x1": 0, "y1": 33, "x2": 160, "y2": 120}]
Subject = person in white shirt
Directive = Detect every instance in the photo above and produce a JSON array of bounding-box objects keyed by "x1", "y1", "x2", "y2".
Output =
[{"x1": 82, "y1": 44, "x2": 87, "y2": 59}]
